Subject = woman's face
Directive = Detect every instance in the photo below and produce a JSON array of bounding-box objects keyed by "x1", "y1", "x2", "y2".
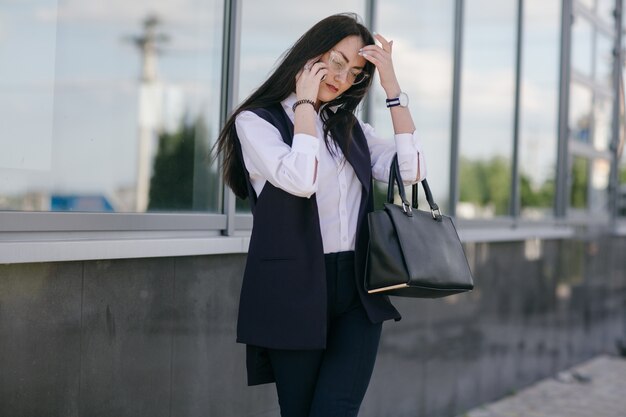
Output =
[{"x1": 317, "y1": 35, "x2": 368, "y2": 103}]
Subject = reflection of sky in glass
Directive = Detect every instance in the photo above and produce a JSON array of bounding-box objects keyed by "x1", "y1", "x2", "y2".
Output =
[
  {"x1": 593, "y1": 96, "x2": 612, "y2": 150},
  {"x1": 238, "y1": 1, "x2": 365, "y2": 102},
  {"x1": 460, "y1": 0, "x2": 516, "y2": 160},
  {"x1": 519, "y1": 0, "x2": 560, "y2": 217},
  {"x1": 458, "y1": 0, "x2": 516, "y2": 218},
  {"x1": 595, "y1": 31, "x2": 614, "y2": 90},
  {"x1": 597, "y1": 0, "x2": 616, "y2": 25},
  {"x1": 569, "y1": 82, "x2": 593, "y2": 142},
  {"x1": 373, "y1": 0, "x2": 454, "y2": 207},
  {"x1": 0, "y1": 0, "x2": 224, "y2": 212},
  {"x1": 571, "y1": 15, "x2": 593, "y2": 78},
  {"x1": 578, "y1": 0, "x2": 596, "y2": 11},
  {"x1": 0, "y1": 1, "x2": 58, "y2": 172}
]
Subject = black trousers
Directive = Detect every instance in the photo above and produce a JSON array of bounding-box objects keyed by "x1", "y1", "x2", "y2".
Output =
[{"x1": 267, "y1": 251, "x2": 383, "y2": 417}]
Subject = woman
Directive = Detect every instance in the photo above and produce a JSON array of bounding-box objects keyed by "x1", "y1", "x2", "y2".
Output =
[{"x1": 215, "y1": 13, "x2": 426, "y2": 417}]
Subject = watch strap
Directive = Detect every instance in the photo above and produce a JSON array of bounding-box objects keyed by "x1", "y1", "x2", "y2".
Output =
[{"x1": 386, "y1": 97, "x2": 401, "y2": 108}]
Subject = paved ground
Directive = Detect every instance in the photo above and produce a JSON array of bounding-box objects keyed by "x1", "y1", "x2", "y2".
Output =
[{"x1": 461, "y1": 355, "x2": 626, "y2": 417}]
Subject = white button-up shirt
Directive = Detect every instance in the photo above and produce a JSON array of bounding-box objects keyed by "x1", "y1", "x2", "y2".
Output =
[{"x1": 235, "y1": 93, "x2": 426, "y2": 254}]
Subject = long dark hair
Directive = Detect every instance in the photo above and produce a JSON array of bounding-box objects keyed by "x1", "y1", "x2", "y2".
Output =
[{"x1": 214, "y1": 13, "x2": 375, "y2": 199}]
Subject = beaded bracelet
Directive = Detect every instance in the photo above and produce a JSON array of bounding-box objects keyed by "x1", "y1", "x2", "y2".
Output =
[{"x1": 292, "y1": 99, "x2": 316, "y2": 113}]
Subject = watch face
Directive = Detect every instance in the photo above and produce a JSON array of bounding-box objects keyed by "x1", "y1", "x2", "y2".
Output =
[{"x1": 399, "y1": 92, "x2": 409, "y2": 107}]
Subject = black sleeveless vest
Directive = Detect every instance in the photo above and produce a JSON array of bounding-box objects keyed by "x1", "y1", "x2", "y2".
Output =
[{"x1": 235, "y1": 103, "x2": 401, "y2": 355}]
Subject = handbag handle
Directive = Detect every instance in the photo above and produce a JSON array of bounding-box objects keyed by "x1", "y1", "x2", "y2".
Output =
[{"x1": 387, "y1": 155, "x2": 441, "y2": 219}]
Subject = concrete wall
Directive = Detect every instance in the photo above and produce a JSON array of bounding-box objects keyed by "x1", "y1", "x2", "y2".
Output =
[{"x1": 0, "y1": 236, "x2": 625, "y2": 417}]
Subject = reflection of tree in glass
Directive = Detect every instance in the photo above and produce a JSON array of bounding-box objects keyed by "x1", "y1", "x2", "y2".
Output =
[
  {"x1": 619, "y1": 166, "x2": 626, "y2": 216},
  {"x1": 459, "y1": 156, "x2": 511, "y2": 216},
  {"x1": 570, "y1": 157, "x2": 588, "y2": 209},
  {"x1": 520, "y1": 175, "x2": 554, "y2": 208},
  {"x1": 148, "y1": 116, "x2": 217, "y2": 211}
]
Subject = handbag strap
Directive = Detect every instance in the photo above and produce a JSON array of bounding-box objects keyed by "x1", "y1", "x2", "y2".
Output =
[{"x1": 388, "y1": 155, "x2": 441, "y2": 218}]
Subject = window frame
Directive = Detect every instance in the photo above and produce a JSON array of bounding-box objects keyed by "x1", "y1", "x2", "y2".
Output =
[{"x1": 2, "y1": 0, "x2": 626, "y2": 266}]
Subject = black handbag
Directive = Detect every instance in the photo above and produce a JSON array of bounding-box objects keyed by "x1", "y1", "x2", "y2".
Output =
[{"x1": 365, "y1": 155, "x2": 474, "y2": 298}]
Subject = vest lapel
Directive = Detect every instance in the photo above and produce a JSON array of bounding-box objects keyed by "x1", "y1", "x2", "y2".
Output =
[{"x1": 332, "y1": 117, "x2": 372, "y2": 196}]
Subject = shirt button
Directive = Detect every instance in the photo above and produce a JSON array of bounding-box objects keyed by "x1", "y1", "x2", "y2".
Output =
[
  {"x1": 342, "y1": 236, "x2": 348, "y2": 242},
  {"x1": 341, "y1": 183, "x2": 346, "y2": 189}
]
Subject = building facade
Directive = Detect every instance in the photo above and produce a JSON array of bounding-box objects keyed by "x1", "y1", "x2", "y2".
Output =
[{"x1": 1, "y1": 0, "x2": 626, "y2": 416}]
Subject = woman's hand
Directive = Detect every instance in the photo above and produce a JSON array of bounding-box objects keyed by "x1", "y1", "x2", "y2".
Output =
[
  {"x1": 359, "y1": 33, "x2": 401, "y2": 97},
  {"x1": 295, "y1": 56, "x2": 328, "y2": 102}
]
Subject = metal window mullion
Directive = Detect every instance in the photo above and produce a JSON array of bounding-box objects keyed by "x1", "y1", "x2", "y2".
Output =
[
  {"x1": 511, "y1": 0, "x2": 524, "y2": 218},
  {"x1": 610, "y1": 0, "x2": 623, "y2": 220},
  {"x1": 449, "y1": 0, "x2": 465, "y2": 217},
  {"x1": 569, "y1": 139, "x2": 613, "y2": 158},
  {"x1": 219, "y1": 0, "x2": 242, "y2": 236},
  {"x1": 556, "y1": 0, "x2": 574, "y2": 217},
  {"x1": 0, "y1": 212, "x2": 227, "y2": 232},
  {"x1": 362, "y1": 0, "x2": 377, "y2": 125},
  {"x1": 570, "y1": 69, "x2": 606, "y2": 87},
  {"x1": 574, "y1": 1, "x2": 616, "y2": 36}
]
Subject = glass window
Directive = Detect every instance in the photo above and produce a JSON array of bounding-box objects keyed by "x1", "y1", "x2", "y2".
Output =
[
  {"x1": 236, "y1": 1, "x2": 366, "y2": 212},
  {"x1": 596, "y1": 0, "x2": 616, "y2": 24},
  {"x1": 589, "y1": 158, "x2": 610, "y2": 212},
  {"x1": 617, "y1": 153, "x2": 626, "y2": 217},
  {"x1": 373, "y1": 0, "x2": 455, "y2": 211},
  {"x1": 569, "y1": 82, "x2": 593, "y2": 143},
  {"x1": 571, "y1": 15, "x2": 594, "y2": 78},
  {"x1": 593, "y1": 95, "x2": 612, "y2": 151},
  {"x1": 458, "y1": 0, "x2": 516, "y2": 219},
  {"x1": 570, "y1": 156, "x2": 589, "y2": 208},
  {"x1": 238, "y1": 1, "x2": 366, "y2": 103},
  {"x1": 578, "y1": 0, "x2": 596, "y2": 10},
  {"x1": 518, "y1": 0, "x2": 560, "y2": 219},
  {"x1": 595, "y1": 31, "x2": 614, "y2": 90},
  {"x1": 617, "y1": 156, "x2": 626, "y2": 217},
  {"x1": 0, "y1": 0, "x2": 224, "y2": 213},
  {"x1": 618, "y1": 68, "x2": 626, "y2": 216}
]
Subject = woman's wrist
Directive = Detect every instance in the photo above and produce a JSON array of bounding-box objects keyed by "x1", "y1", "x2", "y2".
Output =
[
  {"x1": 292, "y1": 99, "x2": 316, "y2": 112},
  {"x1": 383, "y1": 80, "x2": 402, "y2": 99}
]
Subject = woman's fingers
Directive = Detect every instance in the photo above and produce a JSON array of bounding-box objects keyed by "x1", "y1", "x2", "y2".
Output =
[
  {"x1": 359, "y1": 49, "x2": 387, "y2": 67},
  {"x1": 297, "y1": 60, "x2": 326, "y2": 82},
  {"x1": 360, "y1": 35, "x2": 398, "y2": 90},
  {"x1": 373, "y1": 33, "x2": 392, "y2": 52},
  {"x1": 304, "y1": 55, "x2": 323, "y2": 70},
  {"x1": 296, "y1": 60, "x2": 327, "y2": 101},
  {"x1": 360, "y1": 44, "x2": 388, "y2": 57},
  {"x1": 305, "y1": 62, "x2": 328, "y2": 80}
]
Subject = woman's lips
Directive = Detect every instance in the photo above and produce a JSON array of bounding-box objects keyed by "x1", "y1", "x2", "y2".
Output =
[{"x1": 326, "y1": 83, "x2": 338, "y2": 93}]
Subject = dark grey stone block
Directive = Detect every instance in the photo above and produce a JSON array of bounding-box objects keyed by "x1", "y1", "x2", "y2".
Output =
[
  {"x1": 0, "y1": 262, "x2": 82, "y2": 417},
  {"x1": 79, "y1": 257, "x2": 175, "y2": 417}
]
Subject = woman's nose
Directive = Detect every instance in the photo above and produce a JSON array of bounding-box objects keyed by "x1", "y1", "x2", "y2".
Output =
[{"x1": 334, "y1": 70, "x2": 349, "y2": 83}]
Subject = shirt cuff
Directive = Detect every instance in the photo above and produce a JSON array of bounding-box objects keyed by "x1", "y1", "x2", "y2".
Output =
[
  {"x1": 291, "y1": 133, "x2": 320, "y2": 156},
  {"x1": 394, "y1": 132, "x2": 418, "y2": 155}
]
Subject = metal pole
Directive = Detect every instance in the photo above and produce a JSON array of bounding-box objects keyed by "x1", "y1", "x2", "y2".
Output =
[
  {"x1": 511, "y1": 0, "x2": 524, "y2": 218},
  {"x1": 449, "y1": 0, "x2": 465, "y2": 217},
  {"x1": 363, "y1": 0, "x2": 377, "y2": 124},
  {"x1": 220, "y1": 0, "x2": 242, "y2": 236},
  {"x1": 609, "y1": 0, "x2": 623, "y2": 222},
  {"x1": 556, "y1": 0, "x2": 573, "y2": 217}
]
